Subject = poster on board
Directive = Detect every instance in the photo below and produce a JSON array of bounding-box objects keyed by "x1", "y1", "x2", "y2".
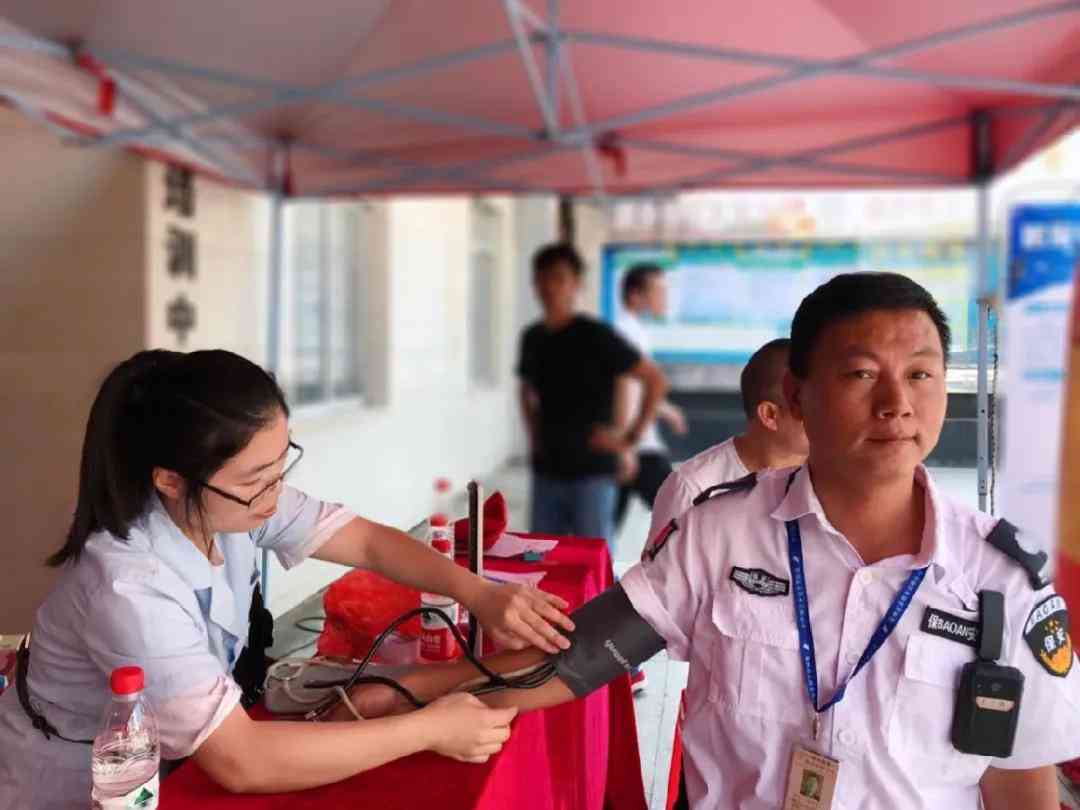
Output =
[
  {"x1": 1058, "y1": 245, "x2": 1080, "y2": 615},
  {"x1": 601, "y1": 240, "x2": 979, "y2": 367},
  {"x1": 999, "y1": 203, "x2": 1080, "y2": 560}
]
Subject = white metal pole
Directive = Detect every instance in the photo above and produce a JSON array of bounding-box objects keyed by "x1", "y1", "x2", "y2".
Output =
[
  {"x1": 976, "y1": 181, "x2": 991, "y2": 512},
  {"x1": 262, "y1": 146, "x2": 288, "y2": 600}
]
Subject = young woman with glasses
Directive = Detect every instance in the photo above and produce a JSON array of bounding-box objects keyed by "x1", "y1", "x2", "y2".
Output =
[{"x1": 0, "y1": 349, "x2": 574, "y2": 809}]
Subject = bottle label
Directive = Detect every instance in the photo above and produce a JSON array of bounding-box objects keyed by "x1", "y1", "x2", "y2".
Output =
[
  {"x1": 420, "y1": 599, "x2": 459, "y2": 661},
  {"x1": 94, "y1": 773, "x2": 159, "y2": 809}
]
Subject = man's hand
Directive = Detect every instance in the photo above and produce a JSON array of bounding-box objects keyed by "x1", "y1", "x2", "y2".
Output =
[
  {"x1": 661, "y1": 403, "x2": 688, "y2": 436},
  {"x1": 589, "y1": 424, "x2": 632, "y2": 455},
  {"x1": 616, "y1": 450, "x2": 639, "y2": 485}
]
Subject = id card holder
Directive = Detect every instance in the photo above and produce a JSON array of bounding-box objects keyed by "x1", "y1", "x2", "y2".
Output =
[{"x1": 783, "y1": 746, "x2": 840, "y2": 810}]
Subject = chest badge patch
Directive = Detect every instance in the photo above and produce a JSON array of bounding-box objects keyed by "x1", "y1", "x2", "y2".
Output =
[
  {"x1": 1024, "y1": 594, "x2": 1073, "y2": 677},
  {"x1": 730, "y1": 566, "x2": 789, "y2": 597},
  {"x1": 921, "y1": 607, "x2": 979, "y2": 648}
]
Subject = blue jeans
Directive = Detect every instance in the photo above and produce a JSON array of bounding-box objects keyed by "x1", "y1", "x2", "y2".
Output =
[{"x1": 530, "y1": 473, "x2": 617, "y2": 554}]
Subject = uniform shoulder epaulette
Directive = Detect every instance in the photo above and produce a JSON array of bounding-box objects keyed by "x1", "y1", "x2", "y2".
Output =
[
  {"x1": 691, "y1": 472, "x2": 758, "y2": 507},
  {"x1": 984, "y1": 518, "x2": 1050, "y2": 590}
]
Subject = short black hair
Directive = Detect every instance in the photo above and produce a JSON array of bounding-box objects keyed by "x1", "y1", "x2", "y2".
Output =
[
  {"x1": 621, "y1": 263, "x2": 663, "y2": 305},
  {"x1": 532, "y1": 242, "x2": 584, "y2": 279},
  {"x1": 789, "y1": 272, "x2": 951, "y2": 379},
  {"x1": 740, "y1": 339, "x2": 791, "y2": 421}
]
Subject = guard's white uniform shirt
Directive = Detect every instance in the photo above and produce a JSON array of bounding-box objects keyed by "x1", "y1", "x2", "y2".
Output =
[
  {"x1": 0, "y1": 486, "x2": 355, "y2": 810},
  {"x1": 614, "y1": 312, "x2": 665, "y2": 454},
  {"x1": 649, "y1": 437, "x2": 749, "y2": 540},
  {"x1": 621, "y1": 465, "x2": 1080, "y2": 810}
]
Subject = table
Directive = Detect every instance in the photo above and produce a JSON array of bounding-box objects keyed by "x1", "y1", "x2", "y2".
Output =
[{"x1": 162, "y1": 535, "x2": 647, "y2": 810}]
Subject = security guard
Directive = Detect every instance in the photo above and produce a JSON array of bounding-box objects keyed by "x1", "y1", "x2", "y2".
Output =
[
  {"x1": 368, "y1": 273, "x2": 1080, "y2": 810},
  {"x1": 649, "y1": 337, "x2": 808, "y2": 539}
]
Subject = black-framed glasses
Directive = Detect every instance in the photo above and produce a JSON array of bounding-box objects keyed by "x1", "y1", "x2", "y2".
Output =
[{"x1": 200, "y1": 441, "x2": 304, "y2": 509}]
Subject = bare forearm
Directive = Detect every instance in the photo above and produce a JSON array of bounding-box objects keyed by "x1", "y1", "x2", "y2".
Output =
[
  {"x1": 519, "y1": 386, "x2": 540, "y2": 448},
  {"x1": 315, "y1": 517, "x2": 480, "y2": 606},
  {"x1": 362, "y1": 520, "x2": 480, "y2": 605},
  {"x1": 363, "y1": 648, "x2": 575, "y2": 714},
  {"x1": 628, "y1": 364, "x2": 668, "y2": 440},
  {"x1": 199, "y1": 710, "x2": 432, "y2": 793},
  {"x1": 612, "y1": 375, "x2": 635, "y2": 431},
  {"x1": 979, "y1": 765, "x2": 1059, "y2": 810}
]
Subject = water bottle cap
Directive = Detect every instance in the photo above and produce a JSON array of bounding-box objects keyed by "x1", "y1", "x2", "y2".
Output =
[
  {"x1": 432, "y1": 538, "x2": 452, "y2": 553},
  {"x1": 110, "y1": 666, "x2": 144, "y2": 695},
  {"x1": 430, "y1": 513, "x2": 449, "y2": 527},
  {"x1": 434, "y1": 478, "x2": 451, "y2": 493}
]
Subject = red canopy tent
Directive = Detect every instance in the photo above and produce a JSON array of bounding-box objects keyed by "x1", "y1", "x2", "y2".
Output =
[
  {"x1": 0, "y1": 0, "x2": 1077, "y2": 197},
  {"x1": 1, "y1": 0, "x2": 1078, "y2": 557}
]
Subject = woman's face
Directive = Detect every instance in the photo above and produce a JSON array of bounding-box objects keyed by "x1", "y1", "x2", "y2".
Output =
[{"x1": 200, "y1": 410, "x2": 293, "y2": 534}]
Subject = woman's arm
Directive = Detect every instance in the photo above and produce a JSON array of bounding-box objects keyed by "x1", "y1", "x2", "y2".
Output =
[
  {"x1": 194, "y1": 694, "x2": 518, "y2": 793},
  {"x1": 313, "y1": 517, "x2": 574, "y2": 653}
]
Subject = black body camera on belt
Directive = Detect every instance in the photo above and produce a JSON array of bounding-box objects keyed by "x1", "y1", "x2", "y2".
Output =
[{"x1": 951, "y1": 590, "x2": 1024, "y2": 757}]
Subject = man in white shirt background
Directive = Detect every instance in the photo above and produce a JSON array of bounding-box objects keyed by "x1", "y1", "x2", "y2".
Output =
[
  {"x1": 613, "y1": 263, "x2": 689, "y2": 533},
  {"x1": 649, "y1": 338, "x2": 809, "y2": 539}
]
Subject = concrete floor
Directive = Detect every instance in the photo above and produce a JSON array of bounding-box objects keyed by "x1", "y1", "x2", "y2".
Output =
[{"x1": 268, "y1": 463, "x2": 1078, "y2": 809}]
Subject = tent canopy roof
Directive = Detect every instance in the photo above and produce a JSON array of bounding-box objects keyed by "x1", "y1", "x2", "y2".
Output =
[{"x1": 1, "y1": 0, "x2": 1078, "y2": 197}]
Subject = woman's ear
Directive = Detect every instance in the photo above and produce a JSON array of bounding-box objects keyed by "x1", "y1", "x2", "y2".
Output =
[{"x1": 152, "y1": 467, "x2": 187, "y2": 501}]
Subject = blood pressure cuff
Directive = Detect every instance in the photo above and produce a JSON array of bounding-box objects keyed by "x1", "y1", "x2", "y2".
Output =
[{"x1": 552, "y1": 583, "x2": 666, "y2": 697}]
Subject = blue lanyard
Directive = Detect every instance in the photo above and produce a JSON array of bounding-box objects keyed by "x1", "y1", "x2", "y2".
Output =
[{"x1": 786, "y1": 518, "x2": 925, "y2": 719}]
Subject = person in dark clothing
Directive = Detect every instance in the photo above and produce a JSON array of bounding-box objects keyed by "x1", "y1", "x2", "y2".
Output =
[{"x1": 517, "y1": 243, "x2": 667, "y2": 549}]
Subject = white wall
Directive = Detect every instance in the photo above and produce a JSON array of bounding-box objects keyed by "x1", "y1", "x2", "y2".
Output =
[
  {"x1": 0, "y1": 109, "x2": 147, "y2": 631},
  {"x1": 144, "y1": 165, "x2": 270, "y2": 357},
  {"x1": 0, "y1": 112, "x2": 559, "y2": 622},
  {"x1": 265, "y1": 196, "x2": 536, "y2": 615}
]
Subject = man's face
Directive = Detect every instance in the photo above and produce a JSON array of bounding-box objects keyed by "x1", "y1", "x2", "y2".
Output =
[
  {"x1": 535, "y1": 261, "x2": 580, "y2": 317},
  {"x1": 644, "y1": 273, "x2": 669, "y2": 318},
  {"x1": 787, "y1": 309, "x2": 947, "y2": 484}
]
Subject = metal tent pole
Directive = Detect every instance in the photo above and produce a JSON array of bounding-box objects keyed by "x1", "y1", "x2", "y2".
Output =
[
  {"x1": 262, "y1": 144, "x2": 288, "y2": 601},
  {"x1": 972, "y1": 111, "x2": 994, "y2": 512},
  {"x1": 976, "y1": 183, "x2": 991, "y2": 512}
]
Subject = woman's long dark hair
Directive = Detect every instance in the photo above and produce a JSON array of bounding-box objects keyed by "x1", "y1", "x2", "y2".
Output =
[{"x1": 47, "y1": 349, "x2": 289, "y2": 567}]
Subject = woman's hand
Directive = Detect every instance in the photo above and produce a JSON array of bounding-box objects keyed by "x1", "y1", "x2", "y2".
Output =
[
  {"x1": 420, "y1": 693, "x2": 518, "y2": 763},
  {"x1": 466, "y1": 580, "x2": 575, "y2": 654}
]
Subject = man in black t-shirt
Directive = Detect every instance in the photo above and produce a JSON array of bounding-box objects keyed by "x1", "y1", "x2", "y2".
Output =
[{"x1": 516, "y1": 243, "x2": 667, "y2": 548}]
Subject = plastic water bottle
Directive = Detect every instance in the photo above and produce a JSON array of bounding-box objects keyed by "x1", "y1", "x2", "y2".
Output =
[{"x1": 92, "y1": 666, "x2": 160, "y2": 809}]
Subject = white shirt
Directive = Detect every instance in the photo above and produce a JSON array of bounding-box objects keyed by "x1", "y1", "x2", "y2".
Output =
[
  {"x1": 0, "y1": 486, "x2": 355, "y2": 810},
  {"x1": 621, "y1": 465, "x2": 1080, "y2": 810},
  {"x1": 649, "y1": 438, "x2": 749, "y2": 540},
  {"x1": 614, "y1": 312, "x2": 665, "y2": 454}
]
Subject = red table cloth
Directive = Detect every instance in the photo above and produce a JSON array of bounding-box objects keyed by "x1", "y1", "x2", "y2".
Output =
[{"x1": 161, "y1": 535, "x2": 647, "y2": 810}]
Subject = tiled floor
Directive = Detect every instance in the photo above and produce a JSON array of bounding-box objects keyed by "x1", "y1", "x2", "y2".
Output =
[{"x1": 269, "y1": 462, "x2": 1079, "y2": 808}]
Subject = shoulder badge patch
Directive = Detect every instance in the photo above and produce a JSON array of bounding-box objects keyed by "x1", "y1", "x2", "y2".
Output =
[
  {"x1": 691, "y1": 472, "x2": 758, "y2": 507},
  {"x1": 643, "y1": 519, "x2": 678, "y2": 562},
  {"x1": 730, "y1": 566, "x2": 789, "y2": 597},
  {"x1": 1024, "y1": 594, "x2": 1073, "y2": 677},
  {"x1": 921, "y1": 607, "x2": 979, "y2": 648}
]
